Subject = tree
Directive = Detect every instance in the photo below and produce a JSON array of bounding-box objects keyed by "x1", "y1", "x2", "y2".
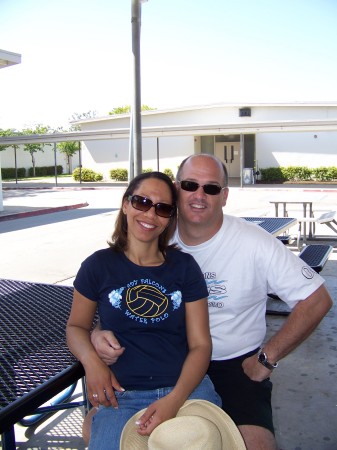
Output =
[
  {"x1": 109, "y1": 105, "x2": 156, "y2": 115},
  {"x1": 22, "y1": 124, "x2": 51, "y2": 177},
  {"x1": 70, "y1": 111, "x2": 97, "y2": 131},
  {"x1": 57, "y1": 140, "x2": 80, "y2": 174}
]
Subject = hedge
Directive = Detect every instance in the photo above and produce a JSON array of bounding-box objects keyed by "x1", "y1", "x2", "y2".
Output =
[
  {"x1": 260, "y1": 166, "x2": 337, "y2": 182},
  {"x1": 28, "y1": 165, "x2": 63, "y2": 177},
  {"x1": 109, "y1": 168, "x2": 128, "y2": 181},
  {"x1": 1, "y1": 167, "x2": 27, "y2": 179},
  {"x1": 109, "y1": 168, "x2": 175, "y2": 181},
  {"x1": 72, "y1": 167, "x2": 103, "y2": 182}
]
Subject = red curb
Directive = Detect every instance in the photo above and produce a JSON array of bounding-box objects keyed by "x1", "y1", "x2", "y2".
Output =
[{"x1": 0, "y1": 202, "x2": 89, "y2": 222}]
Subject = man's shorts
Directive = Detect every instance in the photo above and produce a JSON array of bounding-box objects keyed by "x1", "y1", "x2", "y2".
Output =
[{"x1": 207, "y1": 348, "x2": 274, "y2": 434}]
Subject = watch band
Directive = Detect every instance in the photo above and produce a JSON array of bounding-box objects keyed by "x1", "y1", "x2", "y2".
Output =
[{"x1": 258, "y1": 349, "x2": 278, "y2": 370}]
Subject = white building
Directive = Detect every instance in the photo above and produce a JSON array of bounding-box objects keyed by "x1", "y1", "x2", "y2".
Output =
[
  {"x1": 0, "y1": 144, "x2": 80, "y2": 176},
  {"x1": 0, "y1": 49, "x2": 22, "y2": 211},
  {"x1": 74, "y1": 102, "x2": 337, "y2": 182}
]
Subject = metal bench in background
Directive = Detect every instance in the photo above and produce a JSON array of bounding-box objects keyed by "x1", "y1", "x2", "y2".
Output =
[
  {"x1": 298, "y1": 244, "x2": 333, "y2": 273},
  {"x1": 297, "y1": 211, "x2": 337, "y2": 248},
  {"x1": 267, "y1": 244, "x2": 334, "y2": 316},
  {"x1": 276, "y1": 235, "x2": 295, "y2": 245}
]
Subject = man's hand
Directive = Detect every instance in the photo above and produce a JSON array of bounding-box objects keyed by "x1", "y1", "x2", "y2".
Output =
[
  {"x1": 242, "y1": 353, "x2": 272, "y2": 382},
  {"x1": 91, "y1": 328, "x2": 125, "y2": 365}
]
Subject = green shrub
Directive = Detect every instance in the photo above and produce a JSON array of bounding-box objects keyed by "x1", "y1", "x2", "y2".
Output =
[
  {"x1": 326, "y1": 167, "x2": 337, "y2": 180},
  {"x1": 94, "y1": 172, "x2": 103, "y2": 181},
  {"x1": 109, "y1": 168, "x2": 128, "y2": 181},
  {"x1": 163, "y1": 168, "x2": 174, "y2": 180},
  {"x1": 28, "y1": 165, "x2": 63, "y2": 177},
  {"x1": 260, "y1": 167, "x2": 287, "y2": 182},
  {"x1": 72, "y1": 167, "x2": 103, "y2": 182},
  {"x1": 260, "y1": 166, "x2": 337, "y2": 183},
  {"x1": 283, "y1": 166, "x2": 312, "y2": 181},
  {"x1": 312, "y1": 166, "x2": 337, "y2": 181},
  {"x1": 1, "y1": 167, "x2": 26, "y2": 179},
  {"x1": 142, "y1": 168, "x2": 153, "y2": 173}
]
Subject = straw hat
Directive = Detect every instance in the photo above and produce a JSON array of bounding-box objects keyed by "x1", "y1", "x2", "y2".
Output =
[{"x1": 120, "y1": 399, "x2": 246, "y2": 449}]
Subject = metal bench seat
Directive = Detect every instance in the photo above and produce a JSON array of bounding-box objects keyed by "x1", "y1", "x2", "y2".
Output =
[
  {"x1": 276, "y1": 235, "x2": 295, "y2": 245},
  {"x1": 298, "y1": 244, "x2": 333, "y2": 273},
  {"x1": 267, "y1": 244, "x2": 333, "y2": 316}
]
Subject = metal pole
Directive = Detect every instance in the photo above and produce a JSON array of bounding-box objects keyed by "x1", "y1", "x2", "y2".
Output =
[
  {"x1": 79, "y1": 142, "x2": 82, "y2": 184},
  {"x1": 240, "y1": 134, "x2": 244, "y2": 188},
  {"x1": 156, "y1": 137, "x2": 159, "y2": 171},
  {"x1": 131, "y1": 0, "x2": 145, "y2": 176},
  {"x1": 128, "y1": 113, "x2": 134, "y2": 182},
  {"x1": 14, "y1": 145, "x2": 18, "y2": 184},
  {"x1": 54, "y1": 143, "x2": 58, "y2": 187}
]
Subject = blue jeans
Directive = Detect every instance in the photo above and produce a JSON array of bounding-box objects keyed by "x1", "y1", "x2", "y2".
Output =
[{"x1": 89, "y1": 375, "x2": 221, "y2": 450}]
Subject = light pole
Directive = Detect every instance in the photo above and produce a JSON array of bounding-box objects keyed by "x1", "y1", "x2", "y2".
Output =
[{"x1": 129, "y1": 0, "x2": 147, "y2": 181}]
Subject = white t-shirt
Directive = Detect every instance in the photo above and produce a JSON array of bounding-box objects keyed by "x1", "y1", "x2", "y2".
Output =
[{"x1": 173, "y1": 214, "x2": 324, "y2": 360}]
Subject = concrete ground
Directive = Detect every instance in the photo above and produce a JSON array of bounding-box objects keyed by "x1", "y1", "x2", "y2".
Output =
[{"x1": 1, "y1": 179, "x2": 337, "y2": 449}]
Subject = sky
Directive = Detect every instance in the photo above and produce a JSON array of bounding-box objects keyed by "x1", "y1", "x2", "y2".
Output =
[{"x1": 1, "y1": 0, "x2": 337, "y2": 131}]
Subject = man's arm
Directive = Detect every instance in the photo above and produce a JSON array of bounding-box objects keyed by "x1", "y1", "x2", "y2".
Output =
[
  {"x1": 243, "y1": 284, "x2": 332, "y2": 381},
  {"x1": 91, "y1": 320, "x2": 125, "y2": 365}
]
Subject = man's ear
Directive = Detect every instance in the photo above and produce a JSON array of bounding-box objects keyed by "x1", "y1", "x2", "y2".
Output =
[{"x1": 222, "y1": 188, "x2": 229, "y2": 207}]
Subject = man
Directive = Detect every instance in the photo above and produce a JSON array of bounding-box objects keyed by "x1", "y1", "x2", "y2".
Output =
[{"x1": 90, "y1": 154, "x2": 332, "y2": 449}]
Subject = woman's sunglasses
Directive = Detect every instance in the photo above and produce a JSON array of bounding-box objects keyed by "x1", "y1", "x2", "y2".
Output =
[
  {"x1": 178, "y1": 180, "x2": 225, "y2": 196},
  {"x1": 128, "y1": 195, "x2": 175, "y2": 218}
]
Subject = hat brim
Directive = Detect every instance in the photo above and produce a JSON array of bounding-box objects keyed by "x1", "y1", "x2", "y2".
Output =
[{"x1": 120, "y1": 399, "x2": 246, "y2": 449}]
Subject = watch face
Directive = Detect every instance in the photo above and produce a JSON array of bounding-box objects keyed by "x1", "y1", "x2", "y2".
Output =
[{"x1": 258, "y1": 352, "x2": 267, "y2": 362}]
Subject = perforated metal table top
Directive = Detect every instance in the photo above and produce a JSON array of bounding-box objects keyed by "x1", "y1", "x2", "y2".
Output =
[
  {"x1": 0, "y1": 279, "x2": 83, "y2": 435},
  {"x1": 243, "y1": 217, "x2": 297, "y2": 236}
]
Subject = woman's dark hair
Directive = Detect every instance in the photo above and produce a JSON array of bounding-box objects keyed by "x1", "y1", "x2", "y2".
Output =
[{"x1": 108, "y1": 171, "x2": 177, "y2": 254}]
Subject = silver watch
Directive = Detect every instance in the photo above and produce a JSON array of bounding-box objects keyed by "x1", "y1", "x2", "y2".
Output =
[{"x1": 258, "y1": 349, "x2": 278, "y2": 371}]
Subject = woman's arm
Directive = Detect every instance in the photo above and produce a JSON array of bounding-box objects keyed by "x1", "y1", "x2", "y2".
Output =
[
  {"x1": 66, "y1": 288, "x2": 124, "y2": 407},
  {"x1": 136, "y1": 297, "x2": 212, "y2": 435}
]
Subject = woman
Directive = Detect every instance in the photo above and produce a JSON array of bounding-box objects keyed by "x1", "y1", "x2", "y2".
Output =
[{"x1": 66, "y1": 171, "x2": 220, "y2": 450}]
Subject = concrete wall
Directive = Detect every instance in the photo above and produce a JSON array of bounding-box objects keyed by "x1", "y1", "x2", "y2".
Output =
[
  {"x1": 256, "y1": 131, "x2": 337, "y2": 168},
  {"x1": 81, "y1": 135, "x2": 194, "y2": 179},
  {"x1": 0, "y1": 144, "x2": 80, "y2": 175},
  {"x1": 75, "y1": 103, "x2": 337, "y2": 179}
]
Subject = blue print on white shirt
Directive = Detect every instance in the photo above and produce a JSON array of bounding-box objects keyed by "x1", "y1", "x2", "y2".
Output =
[{"x1": 206, "y1": 279, "x2": 228, "y2": 302}]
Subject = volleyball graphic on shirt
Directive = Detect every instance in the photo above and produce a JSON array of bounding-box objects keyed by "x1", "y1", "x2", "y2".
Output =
[{"x1": 126, "y1": 285, "x2": 168, "y2": 318}]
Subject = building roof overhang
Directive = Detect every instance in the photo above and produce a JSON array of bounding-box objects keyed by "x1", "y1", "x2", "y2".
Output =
[
  {"x1": 1, "y1": 119, "x2": 337, "y2": 146},
  {"x1": 0, "y1": 49, "x2": 21, "y2": 69}
]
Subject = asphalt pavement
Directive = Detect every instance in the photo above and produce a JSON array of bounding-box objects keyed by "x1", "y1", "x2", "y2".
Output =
[{"x1": 1, "y1": 179, "x2": 337, "y2": 286}]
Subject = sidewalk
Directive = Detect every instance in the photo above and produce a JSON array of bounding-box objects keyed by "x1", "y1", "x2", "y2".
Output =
[
  {"x1": 0, "y1": 178, "x2": 128, "y2": 221},
  {"x1": 2, "y1": 177, "x2": 337, "y2": 221}
]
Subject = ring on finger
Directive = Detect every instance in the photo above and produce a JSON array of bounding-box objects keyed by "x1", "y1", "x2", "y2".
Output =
[{"x1": 92, "y1": 393, "x2": 98, "y2": 399}]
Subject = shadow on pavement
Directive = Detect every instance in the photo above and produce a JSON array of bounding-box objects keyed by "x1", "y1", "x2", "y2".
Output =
[{"x1": 0, "y1": 207, "x2": 117, "y2": 233}]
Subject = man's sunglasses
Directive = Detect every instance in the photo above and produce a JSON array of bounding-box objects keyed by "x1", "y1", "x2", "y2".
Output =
[
  {"x1": 178, "y1": 180, "x2": 225, "y2": 196},
  {"x1": 128, "y1": 195, "x2": 175, "y2": 218}
]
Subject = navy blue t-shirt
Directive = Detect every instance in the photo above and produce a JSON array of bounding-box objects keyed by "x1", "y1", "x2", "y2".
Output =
[{"x1": 74, "y1": 247, "x2": 208, "y2": 390}]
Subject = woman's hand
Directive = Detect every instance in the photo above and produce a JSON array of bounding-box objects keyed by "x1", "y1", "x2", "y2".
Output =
[
  {"x1": 85, "y1": 359, "x2": 125, "y2": 408},
  {"x1": 135, "y1": 393, "x2": 182, "y2": 436}
]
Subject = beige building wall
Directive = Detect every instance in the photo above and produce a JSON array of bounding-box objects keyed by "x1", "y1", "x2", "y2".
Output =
[
  {"x1": 76, "y1": 103, "x2": 337, "y2": 180},
  {"x1": 0, "y1": 145, "x2": 80, "y2": 175}
]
